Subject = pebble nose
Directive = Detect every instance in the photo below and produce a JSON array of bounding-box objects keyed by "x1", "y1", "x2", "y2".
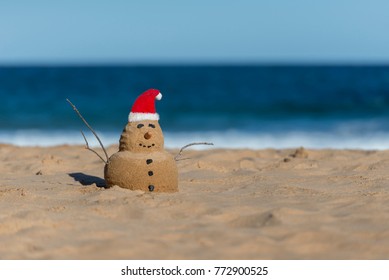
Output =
[{"x1": 144, "y1": 132, "x2": 152, "y2": 140}]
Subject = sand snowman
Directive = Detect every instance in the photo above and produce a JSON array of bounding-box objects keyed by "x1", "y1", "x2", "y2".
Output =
[{"x1": 104, "y1": 89, "x2": 178, "y2": 192}]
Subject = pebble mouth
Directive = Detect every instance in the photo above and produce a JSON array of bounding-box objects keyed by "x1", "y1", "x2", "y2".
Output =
[{"x1": 139, "y1": 143, "x2": 155, "y2": 148}]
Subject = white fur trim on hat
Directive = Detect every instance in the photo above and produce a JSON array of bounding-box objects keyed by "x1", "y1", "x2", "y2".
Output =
[{"x1": 129, "y1": 112, "x2": 160, "y2": 122}]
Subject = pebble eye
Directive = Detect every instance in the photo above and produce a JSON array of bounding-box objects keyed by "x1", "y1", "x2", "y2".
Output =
[
  {"x1": 148, "y1": 124, "x2": 155, "y2": 128},
  {"x1": 137, "y1": 124, "x2": 144, "y2": 128}
]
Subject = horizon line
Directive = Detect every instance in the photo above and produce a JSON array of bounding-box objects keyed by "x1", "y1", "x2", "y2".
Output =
[{"x1": 2, "y1": 61, "x2": 389, "y2": 67}]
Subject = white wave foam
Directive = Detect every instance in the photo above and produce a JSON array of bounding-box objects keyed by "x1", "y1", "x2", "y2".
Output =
[
  {"x1": 165, "y1": 130, "x2": 389, "y2": 150},
  {"x1": 1, "y1": 129, "x2": 389, "y2": 150},
  {"x1": 0, "y1": 130, "x2": 118, "y2": 147}
]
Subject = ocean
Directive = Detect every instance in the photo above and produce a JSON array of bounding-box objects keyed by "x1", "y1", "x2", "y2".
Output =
[{"x1": 1, "y1": 65, "x2": 389, "y2": 149}]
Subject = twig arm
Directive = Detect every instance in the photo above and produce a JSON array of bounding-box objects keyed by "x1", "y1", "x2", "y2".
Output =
[
  {"x1": 66, "y1": 98, "x2": 109, "y2": 163},
  {"x1": 175, "y1": 142, "x2": 214, "y2": 161},
  {"x1": 80, "y1": 131, "x2": 107, "y2": 164}
]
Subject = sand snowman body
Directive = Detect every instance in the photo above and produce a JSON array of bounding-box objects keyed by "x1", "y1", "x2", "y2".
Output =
[{"x1": 104, "y1": 90, "x2": 178, "y2": 192}]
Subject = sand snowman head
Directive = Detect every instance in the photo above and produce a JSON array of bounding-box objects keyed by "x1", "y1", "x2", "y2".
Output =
[{"x1": 119, "y1": 89, "x2": 165, "y2": 152}]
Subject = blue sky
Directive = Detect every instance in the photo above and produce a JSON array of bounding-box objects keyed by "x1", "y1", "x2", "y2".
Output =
[{"x1": 1, "y1": 0, "x2": 389, "y2": 64}]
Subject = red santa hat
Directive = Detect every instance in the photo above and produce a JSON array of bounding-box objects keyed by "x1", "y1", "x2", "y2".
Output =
[{"x1": 128, "y1": 89, "x2": 162, "y2": 122}]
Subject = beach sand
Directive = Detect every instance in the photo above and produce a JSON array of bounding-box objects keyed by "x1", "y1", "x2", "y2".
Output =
[{"x1": 1, "y1": 144, "x2": 389, "y2": 259}]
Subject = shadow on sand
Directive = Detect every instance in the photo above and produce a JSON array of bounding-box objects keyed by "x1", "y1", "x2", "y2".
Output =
[{"x1": 68, "y1": 172, "x2": 106, "y2": 188}]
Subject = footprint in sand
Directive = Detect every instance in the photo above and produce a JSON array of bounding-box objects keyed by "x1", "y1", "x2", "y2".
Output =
[
  {"x1": 229, "y1": 211, "x2": 280, "y2": 228},
  {"x1": 284, "y1": 147, "x2": 309, "y2": 162},
  {"x1": 239, "y1": 158, "x2": 257, "y2": 171}
]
